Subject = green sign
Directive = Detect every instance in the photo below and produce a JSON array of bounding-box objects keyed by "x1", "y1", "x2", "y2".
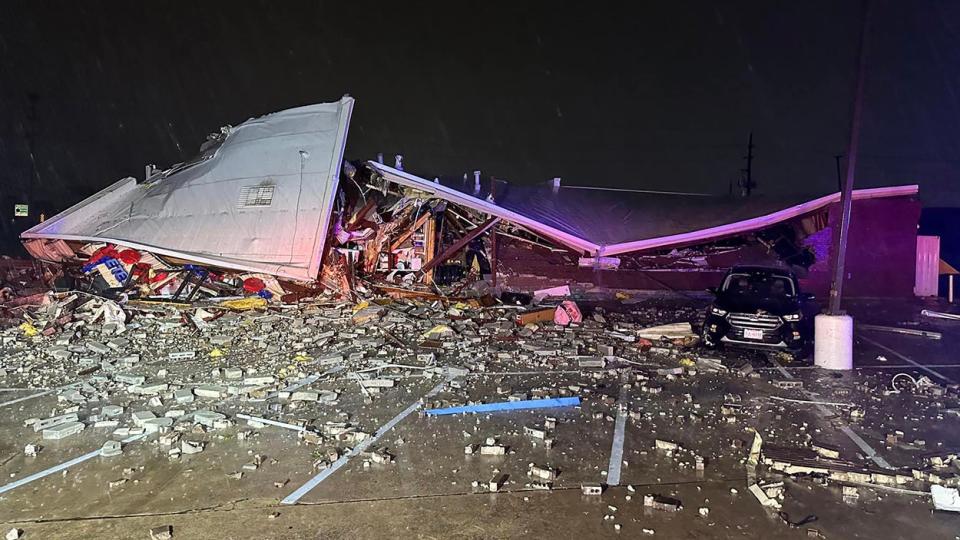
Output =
[{"x1": 14, "y1": 204, "x2": 28, "y2": 217}]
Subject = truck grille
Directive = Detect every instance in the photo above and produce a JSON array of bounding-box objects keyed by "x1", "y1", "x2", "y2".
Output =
[{"x1": 727, "y1": 312, "x2": 781, "y2": 329}]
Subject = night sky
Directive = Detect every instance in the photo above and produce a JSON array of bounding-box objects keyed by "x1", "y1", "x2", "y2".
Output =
[{"x1": 1, "y1": 1, "x2": 959, "y2": 251}]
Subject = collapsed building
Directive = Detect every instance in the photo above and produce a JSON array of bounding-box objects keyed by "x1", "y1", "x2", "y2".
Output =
[
  {"x1": 6, "y1": 98, "x2": 960, "y2": 538},
  {"x1": 19, "y1": 97, "x2": 923, "y2": 304}
]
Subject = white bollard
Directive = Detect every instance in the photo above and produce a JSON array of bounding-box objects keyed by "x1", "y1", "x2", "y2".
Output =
[{"x1": 814, "y1": 314, "x2": 853, "y2": 370}]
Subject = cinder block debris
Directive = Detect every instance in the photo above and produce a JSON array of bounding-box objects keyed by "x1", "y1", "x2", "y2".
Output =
[
  {"x1": 42, "y1": 421, "x2": 85, "y2": 440},
  {"x1": 581, "y1": 482, "x2": 603, "y2": 496},
  {"x1": 149, "y1": 525, "x2": 173, "y2": 540},
  {"x1": 643, "y1": 494, "x2": 682, "y2": 512},
  {"x1": 100, "y1": 440, "x2": 122, "y2": 457}
]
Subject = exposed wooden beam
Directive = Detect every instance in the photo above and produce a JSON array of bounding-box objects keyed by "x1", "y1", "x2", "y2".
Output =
[
  {"x1": 420, "y1": 216, "x2": 500, "y2": 275},
  {"x1": 390, "y1": 210, "x2": 432, "y2": 251}
]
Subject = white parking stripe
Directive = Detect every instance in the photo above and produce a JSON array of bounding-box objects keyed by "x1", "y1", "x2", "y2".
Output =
[
  {"x1": 606, "y1": 405, "x2": 628, "y2": 485},
  {"x1": 282, "y1": 377, "x2": 451, "y2": 505},
  {"x1": 767, "y1": 354, "x2": 891, "y2": 469},
  {"x1": 0, "y1": 433, "x2": 147, "y2": 496},
  {"x1": 859, "y1": 336, "x2": 955, "y2": 384}
]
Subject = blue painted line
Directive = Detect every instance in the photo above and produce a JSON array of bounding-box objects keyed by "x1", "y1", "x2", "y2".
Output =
[{"x1": 424, "y1": 396, "x2": 580, "y2": 416}]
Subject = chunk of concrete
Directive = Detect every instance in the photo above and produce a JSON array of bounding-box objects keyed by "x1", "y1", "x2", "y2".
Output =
[
  {"x1": 42, "y1": 421, "x2": 85, "y2": 440},
  {"x1": 243, "y1": 376, "x2": 275, "y2": 386},
  {"x1": 149, "y1": 525, "x2": 173, "y2": 540},
  {"x1": 33, "y1": 413, "x2": 79, "y2": 432},
  {"x1": 131, "y1": 411, "x2": 157, "y2": 427},
  {"x1": 100, "y1": 440, "x2": 122, "y2": 457},
  {"x1": 142, "y1": 417, "x2": 174, "y2": 433},
  {"x1": 181, "y1": 440, "x2": 204, "y2": 455},
  {"x1": 194, "y1": 385, "x2": 226, "y2": 399},
  {"x1": 582, "y1": 482, "x2": 603, "y2": 495},
  {"x1": 101, "y1": 405, "x2": 124, "y2": 417},
  {"x1": 193, "y1": 410, "x2": 226, "y2": 428}
]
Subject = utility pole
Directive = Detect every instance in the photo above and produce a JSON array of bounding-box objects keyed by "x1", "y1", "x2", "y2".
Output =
[
  {"x1": 827, "y1": 1, "x2": 870, "y2": 316},
  {"x1": 814, "y1": 0, "x2": 870, "y2": 372}
]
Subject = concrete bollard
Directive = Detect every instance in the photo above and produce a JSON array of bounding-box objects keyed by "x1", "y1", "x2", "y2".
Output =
[{"x1": 814, "y1": 314, "x2": 853, "y2": 370}]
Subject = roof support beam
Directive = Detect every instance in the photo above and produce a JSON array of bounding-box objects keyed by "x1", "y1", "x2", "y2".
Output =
[{"x1": 420, "y1": 216, "x2": 500, "y2": 275}]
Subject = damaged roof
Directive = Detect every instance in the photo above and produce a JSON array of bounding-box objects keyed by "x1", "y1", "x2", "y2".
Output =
[
  {"x1": 22, "y1": 97, "x2": 918, "y2": 282},
  {"x1": 22, "y1": 97, "x2": 354, "y2": 281},
  {"x1": 368, "y1": 162, "x2": 918, "y2": 256}
]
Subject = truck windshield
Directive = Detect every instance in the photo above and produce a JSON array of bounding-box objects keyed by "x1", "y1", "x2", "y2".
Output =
[{"x1": 722, "y1": 272, "x2": 796, "y2": 298}]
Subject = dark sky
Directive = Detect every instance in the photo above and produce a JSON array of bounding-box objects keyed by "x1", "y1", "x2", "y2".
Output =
[{"x1": 1, "y1": 1, "x2": 959, "y2": 249}]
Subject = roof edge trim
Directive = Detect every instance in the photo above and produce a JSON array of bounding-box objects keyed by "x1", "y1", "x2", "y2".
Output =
[
  {"x1": 599, "y1": 184, "x2": 919, "y2": 256},
  {"x1": 367, "y1": 162, "x2": 600, "y2": 254}
]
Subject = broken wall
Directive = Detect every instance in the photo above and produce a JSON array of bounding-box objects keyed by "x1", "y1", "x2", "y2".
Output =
[{"x1": 802, "y1": 195, "x2": 921, "y2": 298}]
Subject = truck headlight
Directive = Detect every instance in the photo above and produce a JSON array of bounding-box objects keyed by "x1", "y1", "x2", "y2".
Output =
[
  {"x1": 710, "y1": 307, "x2": 727, "y2": 316},
  {"x1": 782, "y1": 312, "x2": 802, "y2": 322}
]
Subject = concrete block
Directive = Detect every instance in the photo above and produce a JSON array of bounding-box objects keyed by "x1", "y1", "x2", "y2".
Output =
[
  {"x1": 480, "y1": 445, "x2": 507, "y2": 456},
  {"x1": 131, "y1": 410, "x2": 157, "y2": 427},
  {"x1": 582, "y1": 482, "x2": 603, "y2": 495},
  {"x1": 291, "y1": 391, "x2": 319, "y2": 401},
  {"x1": 223, "y1": 368, "x2": 243, "y2": 380},
  {"x1": 524, "y1": 426, "x2": 547, "y2": 439},
  {"x1": 529, "y1": 464, "x2": 557, "y2": 481},
  {"x1": 129, "y1": 383, "x2": 168, "y2": 395},
  {"x1": 86, "y1": 341, "x2": 111, "y2": 354},
  {"x1": 42, "y1": 421, "x2": 85, "y2": 440},
  {"x1": 115, "y1": 374, "x2": 146, "y2": 385},
  {"x1": 174, "y1": 388, "x2": 195, "y2": 403},
  {"x1": 33, "y1": 413, "x2": 79, "y2": 432},
  {"x1": 194, "y1": 385, "x2": 226, "y2": 399},
  {"x1": 100, "y1": 440, "x2": 122, "y2": 457},
  {"x1": 181, "y1": 440, "x2": 204, "y2": 454},
  {"x1": 655, "y1": 439, "x2": 679, "y2": 451},
  {"x1": 243, "y1": 376, "x2": 275, "y2": 386},
  {"x1": 168, "y1": 350, "x2": 196, "y2": 360},
  {"x1": 193, "y1": 410, "x2": 226, "y2": 428},
  {"x1": 489, "y1": 474, "x2": 507, "y2": 492},
  {"x1": 149, "y1": 525, "x2": 173, "y2": 540},
  {"x1": 101, "y1": 405, "x2": 123, "y2": 417},
  {"x1": 142, "y1": 417, "x2": 174, "y2": 433},
  {"x1": 360, "y1": 378, "x2": 395, "y2": 388}
]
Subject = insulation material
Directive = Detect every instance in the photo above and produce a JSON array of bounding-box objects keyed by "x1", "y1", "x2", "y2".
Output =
[{"x1": 22, "y1": 97, "x2": 355, "y2": 281}]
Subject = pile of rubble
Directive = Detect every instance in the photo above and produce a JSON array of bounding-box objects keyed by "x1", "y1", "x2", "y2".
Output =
[{"x1": 2, "y1": 276, "x2": 960, "y2": 536}]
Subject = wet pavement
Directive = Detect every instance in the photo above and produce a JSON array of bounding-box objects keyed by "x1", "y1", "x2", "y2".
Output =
[{"x1": 1, "y1": 295, "x2": 960, "y2": 539}]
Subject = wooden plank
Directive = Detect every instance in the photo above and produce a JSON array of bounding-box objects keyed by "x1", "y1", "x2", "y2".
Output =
[
  {"x1": 421, "y1": 217, "x2": 500, "y2": 275},
  {"x1": 390, "y1": 211, "x2": 432, "y2": 251},
  {"x1": 423, "y1": 216, "x2": 437, "y2": 284}
]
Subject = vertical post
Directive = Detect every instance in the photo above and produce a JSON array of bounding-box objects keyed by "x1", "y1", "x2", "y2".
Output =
[
  {"x1": 423, "y1": 216, "x2": 436, "y2": 284},
  {"x1": 827, "y1": 0, "x2": 871, "y2": 316},
  {"x1": 950, "y1": 275, "x2": 955, "y2": 303},
  {"x1": 815, "y1": 0, "x2": 870, "y2": 372}
]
